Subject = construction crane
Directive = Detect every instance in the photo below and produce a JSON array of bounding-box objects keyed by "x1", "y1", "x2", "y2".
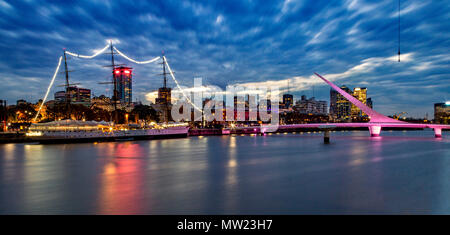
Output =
[{"x1": 393, "y1": 112, "x2": 407, "y2": 120}]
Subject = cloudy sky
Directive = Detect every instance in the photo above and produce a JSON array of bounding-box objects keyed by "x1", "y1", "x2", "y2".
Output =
[{"x1": 0, "y1": 0, "x2": 448, "y2": 117}]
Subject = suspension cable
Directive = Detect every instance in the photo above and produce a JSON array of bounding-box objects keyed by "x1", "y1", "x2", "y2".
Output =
[
  {"x1": 66, "y1": 44, "x2": 109, "y2": 59},
  {"x1": 113, "y1": 46, "x2": 160, "y2": 64},
  {"x1": 34, "y1": 56, "x2": 63, "y2": 121}
]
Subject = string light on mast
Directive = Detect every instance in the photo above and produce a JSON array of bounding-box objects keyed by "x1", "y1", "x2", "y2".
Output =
[
  {"x1": 163, "y1": 56, "x2": 202, "y2": 112},
  {"x1": 37, "y1": 43, "x2": 200, "y2": 123},
  {"x1": 34, "y1": 56, "x2": 63, "y2": 121},
  {"x1": 113, "y1": 46, "x2": 160, "y2": 64},
  {"x1": 65, "y1": 44, "x2": 109, "y2": 59}
]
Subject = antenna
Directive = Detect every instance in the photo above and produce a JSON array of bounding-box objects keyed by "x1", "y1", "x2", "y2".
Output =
[
  {"x1": 398, "y1": 0, "x2": 401, "y2": 62},
  {"x1": 287, "y1": 79, "x2": 290, "y2": 93}
]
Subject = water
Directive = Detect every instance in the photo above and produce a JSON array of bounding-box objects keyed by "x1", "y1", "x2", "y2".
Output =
[{"x1": 0, "y1": 130, "x2": 449, "y2": 214}]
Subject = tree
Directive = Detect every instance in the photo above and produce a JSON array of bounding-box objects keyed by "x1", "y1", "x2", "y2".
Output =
[
  {"x1": 7, "y1": 103, "x2": 37, "y2": 122},
  {"x1": 131, "y1": 104, "x2": 159, "y2": 123}
]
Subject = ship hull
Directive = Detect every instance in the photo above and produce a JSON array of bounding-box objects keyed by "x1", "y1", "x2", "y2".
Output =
[{"x1": 28, "y1": 127, "x2": 189, "y2": 144}]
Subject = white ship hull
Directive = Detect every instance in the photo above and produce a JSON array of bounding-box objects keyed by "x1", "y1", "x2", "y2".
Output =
[{"x1": 28, "y1": 126, "x2": 189, "y2": 143}]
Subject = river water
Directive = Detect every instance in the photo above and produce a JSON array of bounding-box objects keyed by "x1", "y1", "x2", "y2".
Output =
[{"x1": 0, "y1": 130, "x2": 449, "y2": 214}]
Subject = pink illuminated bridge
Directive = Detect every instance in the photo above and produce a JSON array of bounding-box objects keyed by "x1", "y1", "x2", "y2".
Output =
[{"x1": 261, "y1": 73, "x2": 449, "y2": 138}]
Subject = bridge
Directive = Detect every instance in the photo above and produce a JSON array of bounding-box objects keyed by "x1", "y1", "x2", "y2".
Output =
[
  {"x1": 261, "y1": 73, "x2": 449, "y2": 138},
  {"x1": 35, "y1": 42, "x2": 449, "y2": 138}
]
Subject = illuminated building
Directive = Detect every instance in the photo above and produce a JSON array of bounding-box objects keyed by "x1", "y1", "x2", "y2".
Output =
[
  {"x1": 330, "y1": 86, "x2": 373, "y2": 121},
  {"x1": 294, "y1": 95, "x2": 327, "y2": 115},
  {"x1": 282, "y1": 94, "x2": 293, "y2": 109},
  {"x1": 330, "y1": 86, "x2": 352, "y2": 121},
  {"x1": 113, "y1": 66, "x2": 133, "y2": 105},
  {"x1": 155, "y1": 87, "x2": 171, "y2": 105},
  {"x1": 434, "y1": 102, "x2": 450, "y2": 124},
  {"x1": 351, "y1": 87, "x2": 367, "y2": 117},
  {"x1": 258, "y1": 99, "x2": 271, "y2": 112},
  {"x1": 54, "y1": 86, "x2": 91, "y2": 106},
  {"x1": 91, "y1": 95, "x2": 114, "y2": 111},
  {"x1": 153, "y1": 88, "x2": 172, "y2": 123},
  {"x1": 0, "y1": 100, "x2": 6, "y2": 131}
]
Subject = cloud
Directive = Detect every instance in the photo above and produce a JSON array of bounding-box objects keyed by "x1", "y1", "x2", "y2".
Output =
[{"x1": 0, "y1": 0, "x2": 448, "y2": 118}]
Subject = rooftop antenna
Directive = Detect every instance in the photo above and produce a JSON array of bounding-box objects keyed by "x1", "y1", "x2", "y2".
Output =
[
  {"x1": 287, "y1": 79, "x2": 290, "y2": 94},
  {"x1": 398, "y1": 0, "x2": 401, "y2": 62}
]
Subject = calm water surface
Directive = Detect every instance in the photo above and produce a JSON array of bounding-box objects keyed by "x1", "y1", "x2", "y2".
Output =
[{"x1": 0, "y1": 130, "x2": 449, "y2": 214}]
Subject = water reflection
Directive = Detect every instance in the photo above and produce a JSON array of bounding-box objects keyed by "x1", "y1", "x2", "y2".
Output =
[
  {"x1": 226, "y1": 136, "x2": 238, "y2": 186},
  {"x1": 97, "y1": 142, "x2": 146, "y2": 214},
  {"x1": 0, "y1": 131, "x2": 449, "y2": 214}
]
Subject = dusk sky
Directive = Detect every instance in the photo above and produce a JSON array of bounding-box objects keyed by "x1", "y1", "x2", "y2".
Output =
[{"x1": 0, "y1": 0, "x2": 448, "y2": 117}]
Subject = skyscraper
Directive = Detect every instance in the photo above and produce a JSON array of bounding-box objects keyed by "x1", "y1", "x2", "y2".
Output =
[
  {"x1": 282, "y1": 94, "x2": 293, "y2": 109},
  {"x1": 331, "y1": 86, "x2": 352, "y2": 121},
  {"x1": 351, "y1": 87, "x2": 367, "y2": 117},
  {"x1": 113, "y1": 66, "x2": 132, "y2": 105},
  {"x1": 330, "y1": 89, "x2": 338, "y2": 118},
  {"x1": 156, "y1": 87, "x2": 171, "y2": 105},
  {"x1": 282, "y1": 79, "x2": 294, "y2": 109},
  {"x1": 434, "y1": 102, "x2": 450, "y2": 124}
]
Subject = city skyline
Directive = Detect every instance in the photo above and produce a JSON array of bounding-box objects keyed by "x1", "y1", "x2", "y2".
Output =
[{"x1": 0, "y1": 0, "x2": 449, "y2": 118}]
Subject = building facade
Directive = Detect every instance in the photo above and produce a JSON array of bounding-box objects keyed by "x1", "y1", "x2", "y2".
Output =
[
  {"x1": 54, "y1": 86, "x2": 91, "y2": 106},
  {"x1": 294, "y1": 95, "x2": 327, "y2": 115},
  {"x1": 155, "y1": 87, "x2": 171, "y2": 105},
  {"x1": 434, "y1": 102, "x2": 450, "y2": 124},
  {"x1": 331, "y1": 86, "x2": 352, "y2": 121},
  {"x1": 91, "y1": 95, "x2": 113, "y2": 111},
  {"x1": 152, "y1": 87, "x2": 172, "y2": 123},
  {"x1": 351, "y1": 87, "x2": 367, "y2": 117},
  {"x1": 114, "y1": 66, "x2": 133, "y2": 105},
  {"x1": 330, "y1": 85, "x2": 374, "y2": 121},
  {"x1": 282, "y1": 94, "x2": 294, "y2": 109}
]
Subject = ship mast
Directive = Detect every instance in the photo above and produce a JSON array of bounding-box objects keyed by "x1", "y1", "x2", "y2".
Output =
[
  {"x1": 160, "y1": 52, "x2": 170, "y2": 123},
  {"x1": 110, "y1": 41, "x2": 119, "y2": 124},
  {"x1": 63, "y1": 49, "x2": 71, "y2": 119},
  {"x1": 162, "y1": 52, "x2": 167, "y2": 89}
]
